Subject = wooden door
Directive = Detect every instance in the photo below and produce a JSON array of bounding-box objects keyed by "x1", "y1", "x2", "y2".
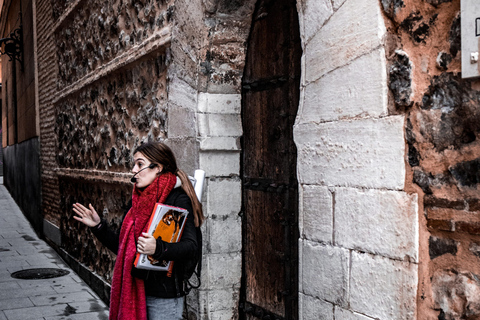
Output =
[{"x1": 240, "y1": 0, "x2": 301, "y2": 319}]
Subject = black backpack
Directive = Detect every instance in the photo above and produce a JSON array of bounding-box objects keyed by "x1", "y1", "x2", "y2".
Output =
[{"x1": 181, "y1": 225, "x2": 202, "y2": 294}]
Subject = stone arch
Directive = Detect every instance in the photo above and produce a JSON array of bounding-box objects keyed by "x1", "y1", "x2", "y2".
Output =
[{"x1": 188, "y1": 0, "x2": 419, "y2": 319}]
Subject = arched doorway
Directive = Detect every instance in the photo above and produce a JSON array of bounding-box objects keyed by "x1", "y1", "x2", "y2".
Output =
[{"x1": 240, "y1": 0, "x2": 302, "y2": 319}]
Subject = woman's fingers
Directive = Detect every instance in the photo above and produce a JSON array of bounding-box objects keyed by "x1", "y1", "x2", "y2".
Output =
[
  {"x1": 72, "y1": 203, "x2": 99, "y2": 227},
  {"x1": 137, "y1": 233, "x2": 156, "y2": 255},
  {"x1": 73, "y1": 203, "x2": 88, "y2": 212},
  {"x1": 88, "y1": 203, "x2": 97, "y2": 215}
]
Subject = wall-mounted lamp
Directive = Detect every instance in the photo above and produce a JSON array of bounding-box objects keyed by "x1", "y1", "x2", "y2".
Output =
[
  {"x1": 0, "y1": 26, "x2": 23, "y2": 71},
  {"x1": 0, "y1": 24, "x2": 23, "y2": 144}
]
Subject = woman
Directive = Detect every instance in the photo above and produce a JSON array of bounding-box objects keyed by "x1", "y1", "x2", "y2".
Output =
[{"x1": 73, "y1": 142, "x2": 204, "y2": 320}]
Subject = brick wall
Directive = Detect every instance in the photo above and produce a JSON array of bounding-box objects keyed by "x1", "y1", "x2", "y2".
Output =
[{"x1": 36, "y1": 0, "x2": 60, "y2": 225}]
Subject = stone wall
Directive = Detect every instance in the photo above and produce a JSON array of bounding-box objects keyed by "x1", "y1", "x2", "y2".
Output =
[
  {"x1": 33, "y1": 0, "x2": 480, "y2": 318},
  {"x1": 55, "y1": 52, "x2": 169, "y2": 170},
  {"x1": 383, "y1": 0, "x2": 480, "y2": 318},
  {"x1": 189, "y1": 1, "x2": 256, "y2": 318},
  {"x1": 36, "y1": 0, "x2": 252, "y2": 318},
  {"x1": 295, "y1": 0, "x2": 419, "y2": 318}
]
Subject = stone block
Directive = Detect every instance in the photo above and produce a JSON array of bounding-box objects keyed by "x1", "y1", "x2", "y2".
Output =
[
  {"x1": 207, "y1": 214, "x2": 241, "y2": 254},
  {"x1": 305, "y1": 0, "x2": 386, "y2": 83},
  {"x1": 29, "y1": 291, "x2": 95, "y2": 306},
  {"x1": 167, "y1": 106, "x2": 196, "y2": 138},
  {"x1": 456, "y1": 221, "x2": 480, "y2": 235},
  {"x1": 206, "y1": 178, "x2": 242, "y2": 217},
  {"x1": 0, "y1": 297, "x2": 33, "y2": 311},
  {"x1": 298, "y1": 0, "x2": 333, "y2": 43},
  {"x1": 432, "y1": 270, "x2": 480, "y2": 320},
  {"x1": 165, "y1": 139, "x2": 198, "y2": 175},
  {"x1": 197, "y1": 113, "x2": 242, "y2": 137},
  {"x1": 301, "y1": 240, "x2": 349, "y2": 306},
  {"x1": 426, "y1": 219, "x2": 453, "y2": 232},
  {"x1": 335, "y1": 188, "x2": 418, "y2": 262},
  {"x1": 469, "y1": 242, "x2": 480, "y2": 257},
  {"x1": 300, "y1": 293, "x2": 334, "y2": 320},
  {"x1": 429, "y1": 236, "x2": 457, "y2": 260},
  {"x1": 298, "y1": 48, "x2": 387, "y2": 124},
  {"x1": 199, "y1": 151, "x2": 240, "y2": 177},
  {"x1": 43, "y1": 219, "x2": 61, "y2": 246},
  {"x1": 167, "y1": 75, "x2": 198, "y2": 110},
  {"x1": 198, "y1": 93, "x2": 241, "y2": 114},
  {"x1": 294, "y1": 116, "x2": 405, "y2": 189},
  {"x1": 199, "y1": 288, "x2": 239, "y2": 312},
  {"x1": 200, "y1": 136, "x2": 240, "y2": 151},
  {"x1": 204, "y1": 309, "x2": 236, "y2": 320},
  {"x1": 350, "y1": 252, "x2": 417, "y2": 319},
  {"x1": 332, "y1": 0, "x2": 348, "y2": 10},
  {"x1": 302, "y1": 185, "x2": 333, "y2": 243},
  {"x1": 204, "y1": 253, "x2": 241, "y2": 290},
  {"x1": 335, "y1": 307, "x2": 375, "y2": 320}
]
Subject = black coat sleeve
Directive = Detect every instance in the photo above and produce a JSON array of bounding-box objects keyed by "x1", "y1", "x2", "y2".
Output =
[
  {"x1": 150, "y1": 189, "x2": 197, "y2": 262},
  {"x1": 89, "y1": 201, "x2": 131, "y2": 254},
  {"x1": 89, "y1": 219, "x2": 121, "y2": 254}
]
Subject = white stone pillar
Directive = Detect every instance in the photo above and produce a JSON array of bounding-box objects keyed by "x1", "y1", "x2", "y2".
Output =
[
  {"x1": 197, "y1": 92, "x2": 243, "y2": 319},
  {"x1": 295, "y1": 0, "x2": 419, "y2": 318}
]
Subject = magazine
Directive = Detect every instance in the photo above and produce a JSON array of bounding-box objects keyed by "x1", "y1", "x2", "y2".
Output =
[{"x1": 134, "y1": 203, "x2": 189, "y2": 271}]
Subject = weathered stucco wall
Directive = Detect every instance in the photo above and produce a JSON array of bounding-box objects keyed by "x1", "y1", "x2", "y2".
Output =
[{"x1": 383, "y1": 0, "x2": 480, "y2": 319}]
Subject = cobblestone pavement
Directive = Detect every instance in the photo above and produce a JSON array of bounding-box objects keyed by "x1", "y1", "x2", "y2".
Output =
[{"x1": 0, "y1": 178, "x2": 109, "y2": 320}]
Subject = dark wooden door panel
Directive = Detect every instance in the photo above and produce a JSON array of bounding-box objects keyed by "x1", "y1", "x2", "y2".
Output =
[
  {"x1": 245, "y1": 189, "x2": 287, "y2": 316},
  {"x1": 240, "y1": 0, "x2": 301, "y2": 319},
  {"x1": 242, "y1": 87, "x2": 298, "y2": 183},
  {"x1": 243, "y1": 0, "x2": 301, "y2": 83}
]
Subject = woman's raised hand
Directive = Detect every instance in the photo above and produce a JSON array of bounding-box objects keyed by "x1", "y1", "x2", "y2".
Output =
[{"x1": 73, "y1": 203, "x2": 101, "y2": 228}]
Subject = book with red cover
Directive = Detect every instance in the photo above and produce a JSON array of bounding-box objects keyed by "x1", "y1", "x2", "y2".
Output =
[{"x1": 134, "y1": 203, "x2": 189, "y2": 272}]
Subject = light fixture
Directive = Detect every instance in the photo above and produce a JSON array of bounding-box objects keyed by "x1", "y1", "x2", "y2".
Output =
[{"x1": 0, "y1": 26, "x2": 23, "y2": 70}]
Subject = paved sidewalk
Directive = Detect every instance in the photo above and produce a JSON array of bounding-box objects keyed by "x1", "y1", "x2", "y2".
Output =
[{"x1": 0, "y1": 179, "x2": 109, "y2": 320}]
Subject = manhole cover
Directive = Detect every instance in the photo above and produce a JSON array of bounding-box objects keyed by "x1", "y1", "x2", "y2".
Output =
[{"x1": 11, "y1": 268, "x2": 70, "y2": 280}]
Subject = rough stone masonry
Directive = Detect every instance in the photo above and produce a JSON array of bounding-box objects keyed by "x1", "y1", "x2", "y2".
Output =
[{"x1": 384, "y1": 0, "x2": 480, "y2": 318}]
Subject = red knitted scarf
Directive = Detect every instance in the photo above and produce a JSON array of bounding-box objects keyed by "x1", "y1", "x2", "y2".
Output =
[{"x1": 109, "y1": 172, "x2": 177, "y2": 320}]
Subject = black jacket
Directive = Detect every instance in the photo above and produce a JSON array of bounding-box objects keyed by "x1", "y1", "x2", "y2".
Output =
[{"x1": 91, "y1": 187, "x2": 197, "y2": 298}]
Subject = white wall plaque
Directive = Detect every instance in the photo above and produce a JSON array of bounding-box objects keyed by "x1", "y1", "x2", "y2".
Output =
[{"x1": 461, "y1": 0, "x2": 480, "y2": 78}]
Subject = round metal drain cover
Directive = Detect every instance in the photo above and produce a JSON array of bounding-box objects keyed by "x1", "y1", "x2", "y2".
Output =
[{"x1": 11, "y1": 268, "x2": 70, "y2": 280}]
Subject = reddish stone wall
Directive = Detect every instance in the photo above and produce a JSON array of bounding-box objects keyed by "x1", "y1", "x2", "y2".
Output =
[
  {"x1": 37, "y1": 0, "x2": 203, "y2": 284},
  {"x1": 55, "y1": 53, "x2": 168, "y2": 171},
  {"x1": 383, "y1": 0, "x2": 480, "y2": 318},
  {"x1": 59, "y1": 176, "x2": 130, "y2": 282},
  {"x1": 52, "y1": 0, "x2": 172, "y2": 89}
]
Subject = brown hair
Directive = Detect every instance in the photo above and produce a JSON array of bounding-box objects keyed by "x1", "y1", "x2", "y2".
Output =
[{"x1": 134, "y1": 142, "x2": 205, "y2": 227}]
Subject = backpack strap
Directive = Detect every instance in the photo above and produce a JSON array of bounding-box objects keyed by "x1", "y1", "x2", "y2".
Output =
[{"x1": 184, "y1": 227, "x2": 202, "y2": 294}]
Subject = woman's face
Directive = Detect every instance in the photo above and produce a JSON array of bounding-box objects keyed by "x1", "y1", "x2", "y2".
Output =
[{"x1": 132, "y1": 152, "x2": 163, "y2": 188}]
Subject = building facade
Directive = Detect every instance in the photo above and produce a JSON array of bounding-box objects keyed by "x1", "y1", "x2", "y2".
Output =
[{"x1": 0, "y1": 0, "x2": 478, "y2": 319}]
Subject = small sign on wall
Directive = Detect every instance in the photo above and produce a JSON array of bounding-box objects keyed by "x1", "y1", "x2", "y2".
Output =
[{"x1": 461, "y1": 1, "x2": 480, "y2": 78}]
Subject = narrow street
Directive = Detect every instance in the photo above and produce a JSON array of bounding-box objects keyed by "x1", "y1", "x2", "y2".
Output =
[{"x1": 0, "y1": 178, "x2": 108, "y2": 320}]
